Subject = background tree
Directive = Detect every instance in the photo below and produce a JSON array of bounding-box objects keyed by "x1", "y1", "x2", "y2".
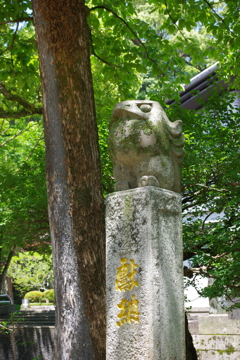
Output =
[
  {"x1": 7, "y1": 251, "x2": 53, "y2": 296},
  {"x1": 0, "y1": 6, "x2": 47, "y2": 292},
  {"x1": 0, "y1": 116, "x2": 49, "y2": 292}
]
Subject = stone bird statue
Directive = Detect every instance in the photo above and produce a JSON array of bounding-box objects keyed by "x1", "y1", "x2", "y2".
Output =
[{"x1": 108, "y1": 100, "x2": 185, "y2": 193}]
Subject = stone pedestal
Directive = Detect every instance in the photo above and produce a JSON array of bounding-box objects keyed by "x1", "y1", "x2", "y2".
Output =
[{"x1": 106, "y1": 187, "x2": 185, "y2": 360}]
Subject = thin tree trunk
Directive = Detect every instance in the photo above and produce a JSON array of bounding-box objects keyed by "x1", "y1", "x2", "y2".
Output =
[
  {"x1": 0, "y1": 247, "x2": 16, "y2": 294},
  {"x1": 32, "y1": 1, "x2": 106, "y2": 359}
]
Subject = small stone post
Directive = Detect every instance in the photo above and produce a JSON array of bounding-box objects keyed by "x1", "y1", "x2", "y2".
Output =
[{"x1": 106, "y1": 100, "x2": 185, "y2": 359}]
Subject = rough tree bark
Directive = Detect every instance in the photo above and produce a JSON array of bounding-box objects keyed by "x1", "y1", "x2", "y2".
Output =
[
  {"x1": 0, "y1": 247, "x2": 16, "y2": 294},
  {"x1": 32, "y1": 1, "x2": 106, "y2": 359}
]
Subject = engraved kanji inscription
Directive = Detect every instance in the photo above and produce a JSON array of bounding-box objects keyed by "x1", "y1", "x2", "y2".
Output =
[
  {"x1": 115, "y1": 258, "x2": 139, "y2": 292},
  {"x1": 116, "y1": 295, "x2": 139, "y2": 327}
]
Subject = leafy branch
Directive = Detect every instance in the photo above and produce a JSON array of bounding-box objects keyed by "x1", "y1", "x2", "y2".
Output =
[
  {"x1": 0, "y1": 83, "x2": 42, "y2": 115},
  {"x1": 0, "y1": 121, "x2": 11, "y2": 135},
  {"x1": 196, "y1": 183, "x2": 228, "y2": 192},
  {"x1": 180, "y1": 55, "x2": 206, "y2": 72},
  {"x1": 202, "y1": 0, "x2": 229, "y2": 30},
  {"x1": 90, "y1": 31, "x2": 122, "y2": 69},
  {"x1": 0, "y1": 17, "x2": 33, "y2": 26},
  {"x1": 89, "y1": 5, "x2": 164, "y2": 75},
  {"x1": 0, "y1": 123, "x2": 30, "y2": 147},
  {"x1": 0, "y1": 108, "x2": 41, "y2": 119},
  {"x1": 164, "y1": 0, "x2": 201, "y2": 55},
  {"x1": 185, "y1": 265, "x2": 240, "y2": 291},
  {"x1": 92, "y1": 50, "x2": 122, "y2": 68},
  {"x1": 0, "y1": 22, "x2": 19, "y2": 63},
  {"x1": 24, "y1": 132, "x2": 44, "y2": 163},
  {"x1": 202, "y1": 212, "x2": 214, "y2": 231},
  {"x1": 13, "y1": 132, "x2": 45, "y2": 174}
]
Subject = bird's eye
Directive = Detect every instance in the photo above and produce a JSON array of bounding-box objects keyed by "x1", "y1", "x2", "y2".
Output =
[{"x1": 139, "y1": 104, "x2": 152, "y2": 113}]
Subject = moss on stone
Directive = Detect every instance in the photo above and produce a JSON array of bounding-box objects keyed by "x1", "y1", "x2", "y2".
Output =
[{"x1": 217, "y1": 346, "x2": 235, "y2": 355}]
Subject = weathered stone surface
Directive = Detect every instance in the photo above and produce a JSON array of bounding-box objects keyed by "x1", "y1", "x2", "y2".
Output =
[
  {"x1": 106, "y1": 187, "x2": 185, "y2": 359},
  {"x1": 193, "y1": 334, "x2": 240, "y2": 351},
  {"x1": 228, "y1": 298, "x2": 240, "y2": 319},
  {"x1": 196, "y1": 350, "x2": 240, "y2": 360},
  {"x1": 229, "y1": 308, "x2": 240, "y2": 319},
  {"x1": 188, "y1": 320, "x2": 199, "y2": 335},
  {"x1": 108, "y1": 100, "x2": 185, "y2": 193},
  {"x1": 193, "y1": 335, "x2": 240, "y2": 360},
  {"x1": 198, "y1": 315, "x2": 240, "y2": 335}
]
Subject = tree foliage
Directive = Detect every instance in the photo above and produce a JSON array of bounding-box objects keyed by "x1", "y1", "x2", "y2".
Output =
[
  {"x1": 0, "y1": 0, "x2": 239, "y2": 116},
  {"x1": 8, "y1": 251, "x2": 53, "y2": 296},
  {"x1": 0, "y1": 115, "x2": 49, "y2": 291},
  {"x1": 0, "y1": 119, "x2": 49, "y2": 239},
  {"x1": 167, "y1": 90, "x2": 240, "y2": 307}
]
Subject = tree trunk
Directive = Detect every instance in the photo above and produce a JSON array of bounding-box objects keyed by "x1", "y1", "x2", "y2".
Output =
[
  {"x1": 0, "y1": 247, "x2": 16, "y2": 294},
  {"x1": 32, "y1": 1, "x2": 106, "y2": 359}
]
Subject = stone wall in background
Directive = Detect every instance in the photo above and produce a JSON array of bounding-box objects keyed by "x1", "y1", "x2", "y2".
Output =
[
  {"x1": 188, "y1": 314, "x2": 240, "y2": 360},
  {"x1": 0, "y1": 326, "x2": 54, "y2": 360}
]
